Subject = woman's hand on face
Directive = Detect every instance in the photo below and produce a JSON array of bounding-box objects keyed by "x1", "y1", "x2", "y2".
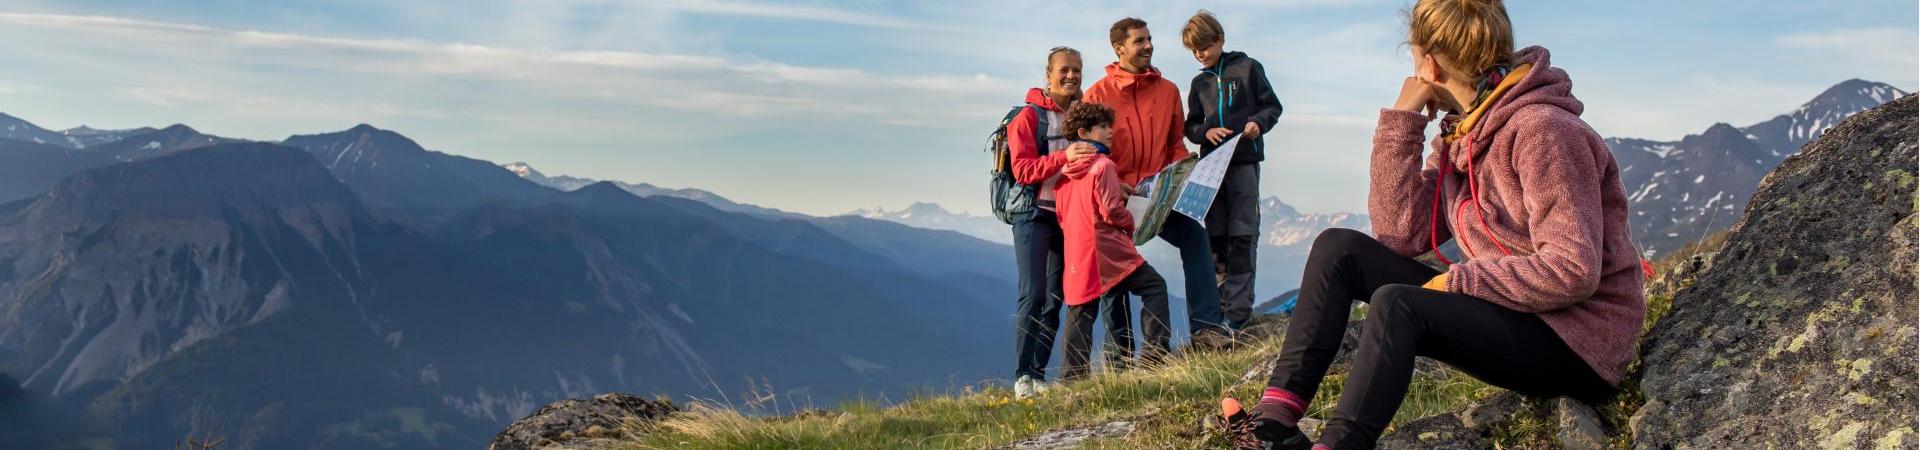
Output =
[
  {"x1": 1392, "y1": 76, "x2": 1440, "y2": 116},
  {"x1": 1065, "y1": 141, "x2": 1098, "y2": 162}
]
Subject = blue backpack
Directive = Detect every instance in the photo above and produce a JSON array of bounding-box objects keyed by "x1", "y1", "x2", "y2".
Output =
[{"x1": 987, "y1": 104, "x2": 1053, "y2": 224}]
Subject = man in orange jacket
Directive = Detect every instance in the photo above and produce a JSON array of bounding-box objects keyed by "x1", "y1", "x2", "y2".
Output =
[{"x1": 1085, "y1": 17, "x2": 1229, "y2": 347}]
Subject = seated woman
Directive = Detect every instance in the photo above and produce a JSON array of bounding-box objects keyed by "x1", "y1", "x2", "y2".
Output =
[{"x1": 1244, "y1": 1, "x2": 1646, "y2": 449}]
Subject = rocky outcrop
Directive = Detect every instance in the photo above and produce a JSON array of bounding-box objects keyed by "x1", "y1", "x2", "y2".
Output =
[
  {"x1": 1372, "y1": 391, "x2": 1609, "y2": 450},
  {"x1": 489, "y1": 393, "x2": 678, "y2": 450},
  {"x1": 1001, "y1": 420, "x2": 1137, "y2": 450},
  {"x1": 1631, "y1": 95, "x2": 1917, "y2": 448}
]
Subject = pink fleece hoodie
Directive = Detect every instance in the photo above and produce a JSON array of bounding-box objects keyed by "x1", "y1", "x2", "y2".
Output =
[{"x1": 1369, "y1": 46, "x2": 1646, "y2": 385}]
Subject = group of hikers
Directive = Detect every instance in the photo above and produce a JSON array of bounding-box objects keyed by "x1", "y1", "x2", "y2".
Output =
[{"x1": 995, "y1": 1, "x2": 1647, "y2": 449}]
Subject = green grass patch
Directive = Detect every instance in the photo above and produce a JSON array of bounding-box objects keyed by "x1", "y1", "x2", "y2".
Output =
[{"x1": 622, "y1": 329, "x2": 1492, "y2": 449}]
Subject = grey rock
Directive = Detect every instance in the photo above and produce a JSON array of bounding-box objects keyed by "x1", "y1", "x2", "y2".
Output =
[
  {"x1": 1003, "y1": 420, "x2": 1135, "y2": 450},
  {"x1": 1632, "y1": 95, "x2": 1919, "y2": 448},
  {"x1": 1555, "y1": 398, "x2": 1608, "y2": 450},
  {"x1": 1457, "y1": 390, "x2": 1525, "y2": 431},
  {"x1": 1297, "y1": 417, "x2": 1326, "y2": 439},
  {"x1": 489, "y1": 393, "x2": 678, "y2": 450},
  {"x1": 1375, "y1": 412, "x2": 1488, "y2": 450}
]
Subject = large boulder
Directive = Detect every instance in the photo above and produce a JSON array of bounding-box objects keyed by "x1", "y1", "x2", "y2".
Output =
[
  {"x1": 489, "y1": 393, "x2": 678, "y2": 450},
  {"x1": 1632, "y1": 95, "x2": 1918, "y2": 448}
]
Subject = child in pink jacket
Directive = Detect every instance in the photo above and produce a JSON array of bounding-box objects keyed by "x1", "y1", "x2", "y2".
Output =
[{"x1": 1053, "y1": 102, "x2": 1172, "y2": 380}]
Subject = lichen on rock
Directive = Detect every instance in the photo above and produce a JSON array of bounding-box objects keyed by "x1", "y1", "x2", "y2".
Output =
[{"x1": 1631, "y1": 95, "x2": 1918, "y2": 449}]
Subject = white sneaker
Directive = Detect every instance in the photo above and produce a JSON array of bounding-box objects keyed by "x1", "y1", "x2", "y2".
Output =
[
  {"x1": 1032, "y1": 378, "x2": 1053, "y2": 394},
  {"x1": 1013, "y1": 375, "x2": 1037, "y2": 399}
]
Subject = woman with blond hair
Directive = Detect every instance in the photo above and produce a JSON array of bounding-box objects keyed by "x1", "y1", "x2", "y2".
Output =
[{"x1": 1239, "y1": 1, "x2": 1645, "y2": 448}]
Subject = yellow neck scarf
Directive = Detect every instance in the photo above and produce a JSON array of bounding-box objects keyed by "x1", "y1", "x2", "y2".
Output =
[{"x1": 1445, "y1": 63, "x2": 1533, "y2": 143}]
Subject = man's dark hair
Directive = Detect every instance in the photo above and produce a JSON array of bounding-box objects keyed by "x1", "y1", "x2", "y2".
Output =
[
  {"x1": 1063, "y1": 102, "x2": 1115, "y2": 138},
  {"x1": 1109, "y1": 17, "x2": 1148, "y2": 46}
]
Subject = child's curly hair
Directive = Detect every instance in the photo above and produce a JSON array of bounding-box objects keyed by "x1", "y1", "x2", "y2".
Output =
[{"x1": 1063, "y1": 102, "x2": 1115, "y2": 138}]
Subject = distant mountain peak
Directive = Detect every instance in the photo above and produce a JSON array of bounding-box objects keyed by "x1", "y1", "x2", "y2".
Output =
[
  {"x1": 1817, "y1": 79, "x2": 1905, "y2": 104},
  {"x1": 283, "y1": 124, "x2": 432, "y2": 170},
  {"x1": 38, "y1": 142, "x2": 362, "y2": 219},
  {"x1": 570, "y1": 180, "x2": 640, "y2": 200},
  {"x1": 503, "y1": 161, "x2": 537, "y2": 175},
  {"x1": 1611, "y1": 78, "x2": 1910, "y2": 257},
  {"x1": 904, "y1": 202, "x2": 946, "y2": 212},
  {"x1": 1259, "y1": 197, "x2": 1300, "y2": 218},
  {"x1": 1698, "y1": 123, "x2": 1746, "y2": 141},
  {"x1": 856, "y1": 202, "x2": 974, "y2": 219}
]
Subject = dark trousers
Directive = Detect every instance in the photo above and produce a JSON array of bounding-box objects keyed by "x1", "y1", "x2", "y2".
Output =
[
  {"x1": 1266, "y1": 229, "x2": 1613, "y2": 450},
  {"x1": 1061, "y1": 263, "x2": 1171, "y2": 380},
  {"x1": 1156, "y1": 212, "x2": 1225, "y2": 334},
  {"x1": 1212, "y1": 234, "x2": 1256, "y2": 328},
  {"x1": 1210, "y1": 163, "x2": 1260, "y2": 329},
  {"x1": 1011, "y1": 209, "x2": 1065, "y2": 380}
]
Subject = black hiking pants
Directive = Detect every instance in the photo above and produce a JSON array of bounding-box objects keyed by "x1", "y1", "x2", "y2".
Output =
[
  {"x1": 1061, "y1": 263, "x2": 1171, "y2": 380},
  {"x1": 1265, "y1": 229, "x2": 1614, "y2": 449}
]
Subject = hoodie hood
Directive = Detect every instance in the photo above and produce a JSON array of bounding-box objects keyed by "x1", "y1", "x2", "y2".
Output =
[
  {"x1": 1100, "y1": 62, "x2": 1165, "y2": 92},
  {"x1": 1447, "y1": 46, "x2": 1584, "y2": 167},
  {"x1": 1024, "y1": 87, "x2": 1069, "y2": 112},
  {"x1": 1063, "y1": 153, "x2": 1097, "y2": 180}
]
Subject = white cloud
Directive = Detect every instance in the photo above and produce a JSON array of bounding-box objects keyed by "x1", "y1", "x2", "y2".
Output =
[
  {"x1": 1776, "y1": 27, "x2": 1919, "y2": 87},
  {"x1": 0, "y1": 12, "x2": 1020, "y2": 126},
  {"x1": 648, "y1": 0, "x2": 940, "y2": 30},
  {"x1": 117, "y1": 87, "x2": 212, "y2": 107}
]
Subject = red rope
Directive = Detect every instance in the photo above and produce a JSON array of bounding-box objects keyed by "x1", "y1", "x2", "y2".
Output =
[
  {"x1": 1429, "y1": 144, "x2": 1454, "y2": 265},
  {"x1": 1464, "y1": 134, "x2": 1514, "y2": 257}
]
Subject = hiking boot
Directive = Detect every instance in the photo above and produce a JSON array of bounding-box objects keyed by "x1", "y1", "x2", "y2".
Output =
[
  {"x1": 1222, "y1": 397, "x2": 1313, "y2": 450},
  {"x1": 1188, "y1": 327, "x2": 1235, "y2": 353},
  {"x1": 1013, "y1": 375, "x2": 1037, "y2": 399},
  {"x1": 1249, "y1": 419, "x2": 1315, "y2": 450}
]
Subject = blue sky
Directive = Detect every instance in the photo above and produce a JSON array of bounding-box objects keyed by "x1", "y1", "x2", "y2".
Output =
[{"x1": 0, "y1": 0, "x2": 1912, "y2": 215}]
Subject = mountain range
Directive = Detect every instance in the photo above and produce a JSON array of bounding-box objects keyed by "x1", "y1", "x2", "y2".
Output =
[
  {"x1": 1609, "y1": 79, "x2": 1909, "y2": 256},
  {"x1": 504, "y1": 162, "x2": 1363, "y2": 305},
  {"x1": 0, "y1": 118, "x2": 1014, "y2": 449}
]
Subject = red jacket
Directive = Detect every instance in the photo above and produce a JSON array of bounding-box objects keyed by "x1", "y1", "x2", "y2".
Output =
[
  {"x1": 1055, "y1": 153, "x2": 1144, "y2": 306},
  {"x1": 1008, "y1": 88, "x2": 1069, "y2": 204},
  {"x1": 1086, "y1": 63, "x2": 1189, "y2": 186}
]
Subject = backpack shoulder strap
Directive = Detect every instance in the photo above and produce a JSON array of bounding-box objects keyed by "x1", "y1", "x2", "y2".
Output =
[{"x1": 1027, "y1": 103, "x2": 1053, "y2": 156}]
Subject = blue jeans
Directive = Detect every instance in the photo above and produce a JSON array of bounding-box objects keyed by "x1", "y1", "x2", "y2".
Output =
[
  {"x1": 1160, "y1": 212, "x2": 1226, "y2": 334},
  {"x1": 1011, "y1": 209, "x2": 1064, "y2": 380}
]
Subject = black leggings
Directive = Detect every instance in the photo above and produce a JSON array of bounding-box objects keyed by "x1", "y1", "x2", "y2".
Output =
[{"x1": 1266, "y1": 229, "x2": 1613, "y2": 450}]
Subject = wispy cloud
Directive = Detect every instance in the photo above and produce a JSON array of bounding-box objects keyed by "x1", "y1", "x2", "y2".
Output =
[
  {"x1": 649, "y1": 0, "x2": 934, "y2": 30},
  {"x1": 0, "y1": 12, "x2": 1018, "y2": 126},
  {"x1": 1776, "y1": 27, "x2": 1919, "y2": 84}
]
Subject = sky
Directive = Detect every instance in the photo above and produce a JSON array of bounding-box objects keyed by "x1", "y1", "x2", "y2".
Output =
[{"x1": 0, "y1": 0, "x2": 1912, "y2": 216}]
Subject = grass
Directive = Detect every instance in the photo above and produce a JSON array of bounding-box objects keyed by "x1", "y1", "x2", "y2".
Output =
[
  {"x1": 619, "y1": 329, "x2": 1493, "y2": 450},
  {"x1": 614, "y1": 234, "x2": 1732, "y2": 449}
]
